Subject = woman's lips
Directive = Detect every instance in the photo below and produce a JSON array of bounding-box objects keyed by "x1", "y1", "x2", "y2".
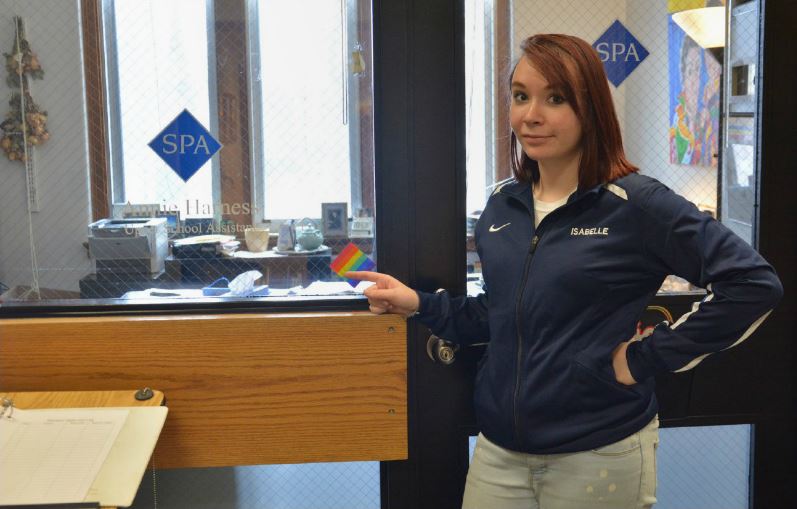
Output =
[{"x1": 522, "y1": 135, "x2": 552, "y2": 144}]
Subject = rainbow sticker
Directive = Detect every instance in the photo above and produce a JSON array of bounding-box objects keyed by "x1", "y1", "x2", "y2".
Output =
[{"x1": 330, "y1": 242, "x2": 376, "y2": 287}]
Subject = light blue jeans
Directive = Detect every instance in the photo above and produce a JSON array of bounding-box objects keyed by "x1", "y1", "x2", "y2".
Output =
[{"x1": 463, "y1": 416, "x2": 659, "y2": 509}]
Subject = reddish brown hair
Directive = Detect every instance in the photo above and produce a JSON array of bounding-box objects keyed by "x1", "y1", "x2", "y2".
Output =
[{"x1": 510, "y1": 34, "x2": 638, "y2": 188}]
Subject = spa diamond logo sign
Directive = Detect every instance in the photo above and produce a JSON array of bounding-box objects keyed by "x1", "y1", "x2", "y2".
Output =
[
  {"x1": 148, "y1": 109, "x2": 222, "y2": 182},
  {"x1": 593, "y1": 20, "x2": 650, "y2": 87}
]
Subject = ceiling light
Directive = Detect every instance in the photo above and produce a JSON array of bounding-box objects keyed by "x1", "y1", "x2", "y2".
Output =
[{"x1": 672, "y1": 6, "x2": 726, "y2": 48}]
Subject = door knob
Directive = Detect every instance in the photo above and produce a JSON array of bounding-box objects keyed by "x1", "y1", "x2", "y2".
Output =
[{"x1": 426, "y1": 334, "x2": 459, "y2": 365}]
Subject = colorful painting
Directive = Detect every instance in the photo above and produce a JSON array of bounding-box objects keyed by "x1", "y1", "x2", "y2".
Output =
[{"x1": 668, "y1": 16, "x2": 721, "y2": 167}]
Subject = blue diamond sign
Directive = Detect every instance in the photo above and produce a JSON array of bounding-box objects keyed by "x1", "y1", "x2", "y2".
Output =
[
  {"x1": 593, "y1": 20, "x2": 649, "y2": 87},
  {"x1": 148, "y1": 109, "x2": 222, "y2": 182}
]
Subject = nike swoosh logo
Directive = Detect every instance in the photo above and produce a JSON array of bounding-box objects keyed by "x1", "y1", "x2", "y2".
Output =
[{"x1": 489, "y1": 222, "x2": 511, "y2": 232}]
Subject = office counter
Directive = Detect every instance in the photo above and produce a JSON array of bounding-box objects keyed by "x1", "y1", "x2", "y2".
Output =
[{"x1": 0, "y1": 312, "x2": 407, "y2": 468}]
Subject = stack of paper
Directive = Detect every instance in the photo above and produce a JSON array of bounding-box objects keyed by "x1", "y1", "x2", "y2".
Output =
[
  {"x1": 0, "y1": 405, "x2": 168, "y2": 507},
  {"x1": 0, "y1": 408, "x2": 128, "y2": 505}
]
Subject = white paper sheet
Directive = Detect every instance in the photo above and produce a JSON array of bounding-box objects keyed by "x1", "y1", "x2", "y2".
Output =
[
  {"x1": 0, "y1": 407, "x2": 129, "y2": 505},
  {"x1": 301, "y1": 280, "x2": 373, "y2": 295}
]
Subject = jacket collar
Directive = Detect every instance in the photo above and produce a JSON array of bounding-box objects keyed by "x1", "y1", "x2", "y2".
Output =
[{"x1": 496, "y1": 179, "x2": 605, "y2": 211}]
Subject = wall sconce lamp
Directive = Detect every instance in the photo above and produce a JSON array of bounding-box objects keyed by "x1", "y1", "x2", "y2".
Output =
[{"x1": 672, "y1": 6, "x2": 726, "y2": 48}]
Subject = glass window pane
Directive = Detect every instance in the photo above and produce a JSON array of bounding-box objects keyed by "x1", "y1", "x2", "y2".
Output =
[
  {"x1": 257, "y1": 0, "x2": 351, "y2": 220},
  {"x1": 129, "y1": 463, "x2": 380, "y2": 509},
  {"x1": 464, "y1": 0, "x2": 763, "y2": 296},
  {"x1": 657, "y1": 425, "x2": 751, "y2": 509},
  {"x1": 0, "y1": 0, "x2": 376, "y2": 308},
  {"x1": 721, "y1": 0, "x2": 760, "y2": 245},
  {"x1": 112, "y1": 0, "x2": 214, "y2": 217}
]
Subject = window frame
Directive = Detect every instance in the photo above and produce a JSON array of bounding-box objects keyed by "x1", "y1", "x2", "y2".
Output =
[{"x1": 82, "y1": 0, "x2": 110, "y2": 222}]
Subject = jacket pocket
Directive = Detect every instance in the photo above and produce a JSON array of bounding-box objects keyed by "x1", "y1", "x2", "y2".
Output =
[
  {"x1": 573, "y1": 350, "x2": 642, "y2": 394},
  {"x1": 567, "y1": 358, "x2": 643, "y2": 416}
]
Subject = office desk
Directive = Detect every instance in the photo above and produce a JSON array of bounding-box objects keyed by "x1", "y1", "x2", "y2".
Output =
[
  {"x1": 79, "y1": 271, "x2": 170, "y2": 299},
  {"x1": 164, "y1": 248, "x2": 332, "y2": 287},
  {"x1": 78, "y1": 249, "x2": 334, "y2": 298}
]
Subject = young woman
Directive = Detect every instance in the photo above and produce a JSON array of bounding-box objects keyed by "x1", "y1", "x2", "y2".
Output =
[{"x1": 347, "y1": 34, "x2": 782, "y2": 509}]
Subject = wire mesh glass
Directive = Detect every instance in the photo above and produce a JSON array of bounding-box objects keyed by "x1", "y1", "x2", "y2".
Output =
[
  {"x1": 0, "y1": 0, "x2": 376, "y2": 306},
  {"x1": 463, "y1": 1, "x2": 758, "y2": 507},
  {"x1": 129, "y1": 462, "x2": 380, "y2": 509},
  {"x1": 464, "y1": 0, "x2": 761, "y2": 295}
]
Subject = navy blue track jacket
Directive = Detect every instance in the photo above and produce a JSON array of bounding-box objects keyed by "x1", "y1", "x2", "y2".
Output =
[{"x1": 416, "y1": 173, "x2": 783, "y2": 454}]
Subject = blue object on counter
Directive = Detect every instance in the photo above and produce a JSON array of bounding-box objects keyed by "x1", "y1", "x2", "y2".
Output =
[
  {"x1": 202, "y1": 277, "x2": 231, "y2": 296},
  {"x1": 248, "y1": 285, "x2": 270, "y2": 296},
  {"x1": 202, "y1": 277, "x2": 270, "y2": 297}
]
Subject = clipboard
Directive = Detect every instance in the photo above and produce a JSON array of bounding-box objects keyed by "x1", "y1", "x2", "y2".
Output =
[{"x1": 0, "y1": 391, "x2": 167, "y2": 509}]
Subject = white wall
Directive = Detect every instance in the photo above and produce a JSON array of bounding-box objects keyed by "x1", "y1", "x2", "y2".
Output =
[
  {"x1": 0, "y1": 0, "x2": 91, "y2": 293},
  {"x1": 511, "y1": 0, "x2": 717, "y2": 208}
]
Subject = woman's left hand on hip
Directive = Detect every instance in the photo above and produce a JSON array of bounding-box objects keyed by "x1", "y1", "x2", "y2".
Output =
[{"x1": 612, "y1": 341, "x2": 638, "y2": 386}]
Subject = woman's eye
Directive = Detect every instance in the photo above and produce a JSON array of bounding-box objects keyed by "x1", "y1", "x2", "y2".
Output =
[
  {"x1": 549, "y1": 94, "x2": 566, "y2": 104},
  {"x1": 512, "y1": 92, "x2": 527, "y2": 102}
]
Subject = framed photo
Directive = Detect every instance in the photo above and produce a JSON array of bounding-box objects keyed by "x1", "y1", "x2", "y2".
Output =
[{"x1": 321, "y1": 202, "x2": 348, "y2": 238}]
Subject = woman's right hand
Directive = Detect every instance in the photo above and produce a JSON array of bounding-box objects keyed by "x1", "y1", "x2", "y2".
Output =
[{"x1": 345, "y1": 271, "x2": 420, "y2": 317}]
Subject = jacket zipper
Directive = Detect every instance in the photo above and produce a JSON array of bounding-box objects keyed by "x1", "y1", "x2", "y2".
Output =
[
  {"x1": 500, "y1": 186, "x2": 596, "y2": 446},
  {"x1": 513, "y1": 234, "x2": 538, "y2": 445}
]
